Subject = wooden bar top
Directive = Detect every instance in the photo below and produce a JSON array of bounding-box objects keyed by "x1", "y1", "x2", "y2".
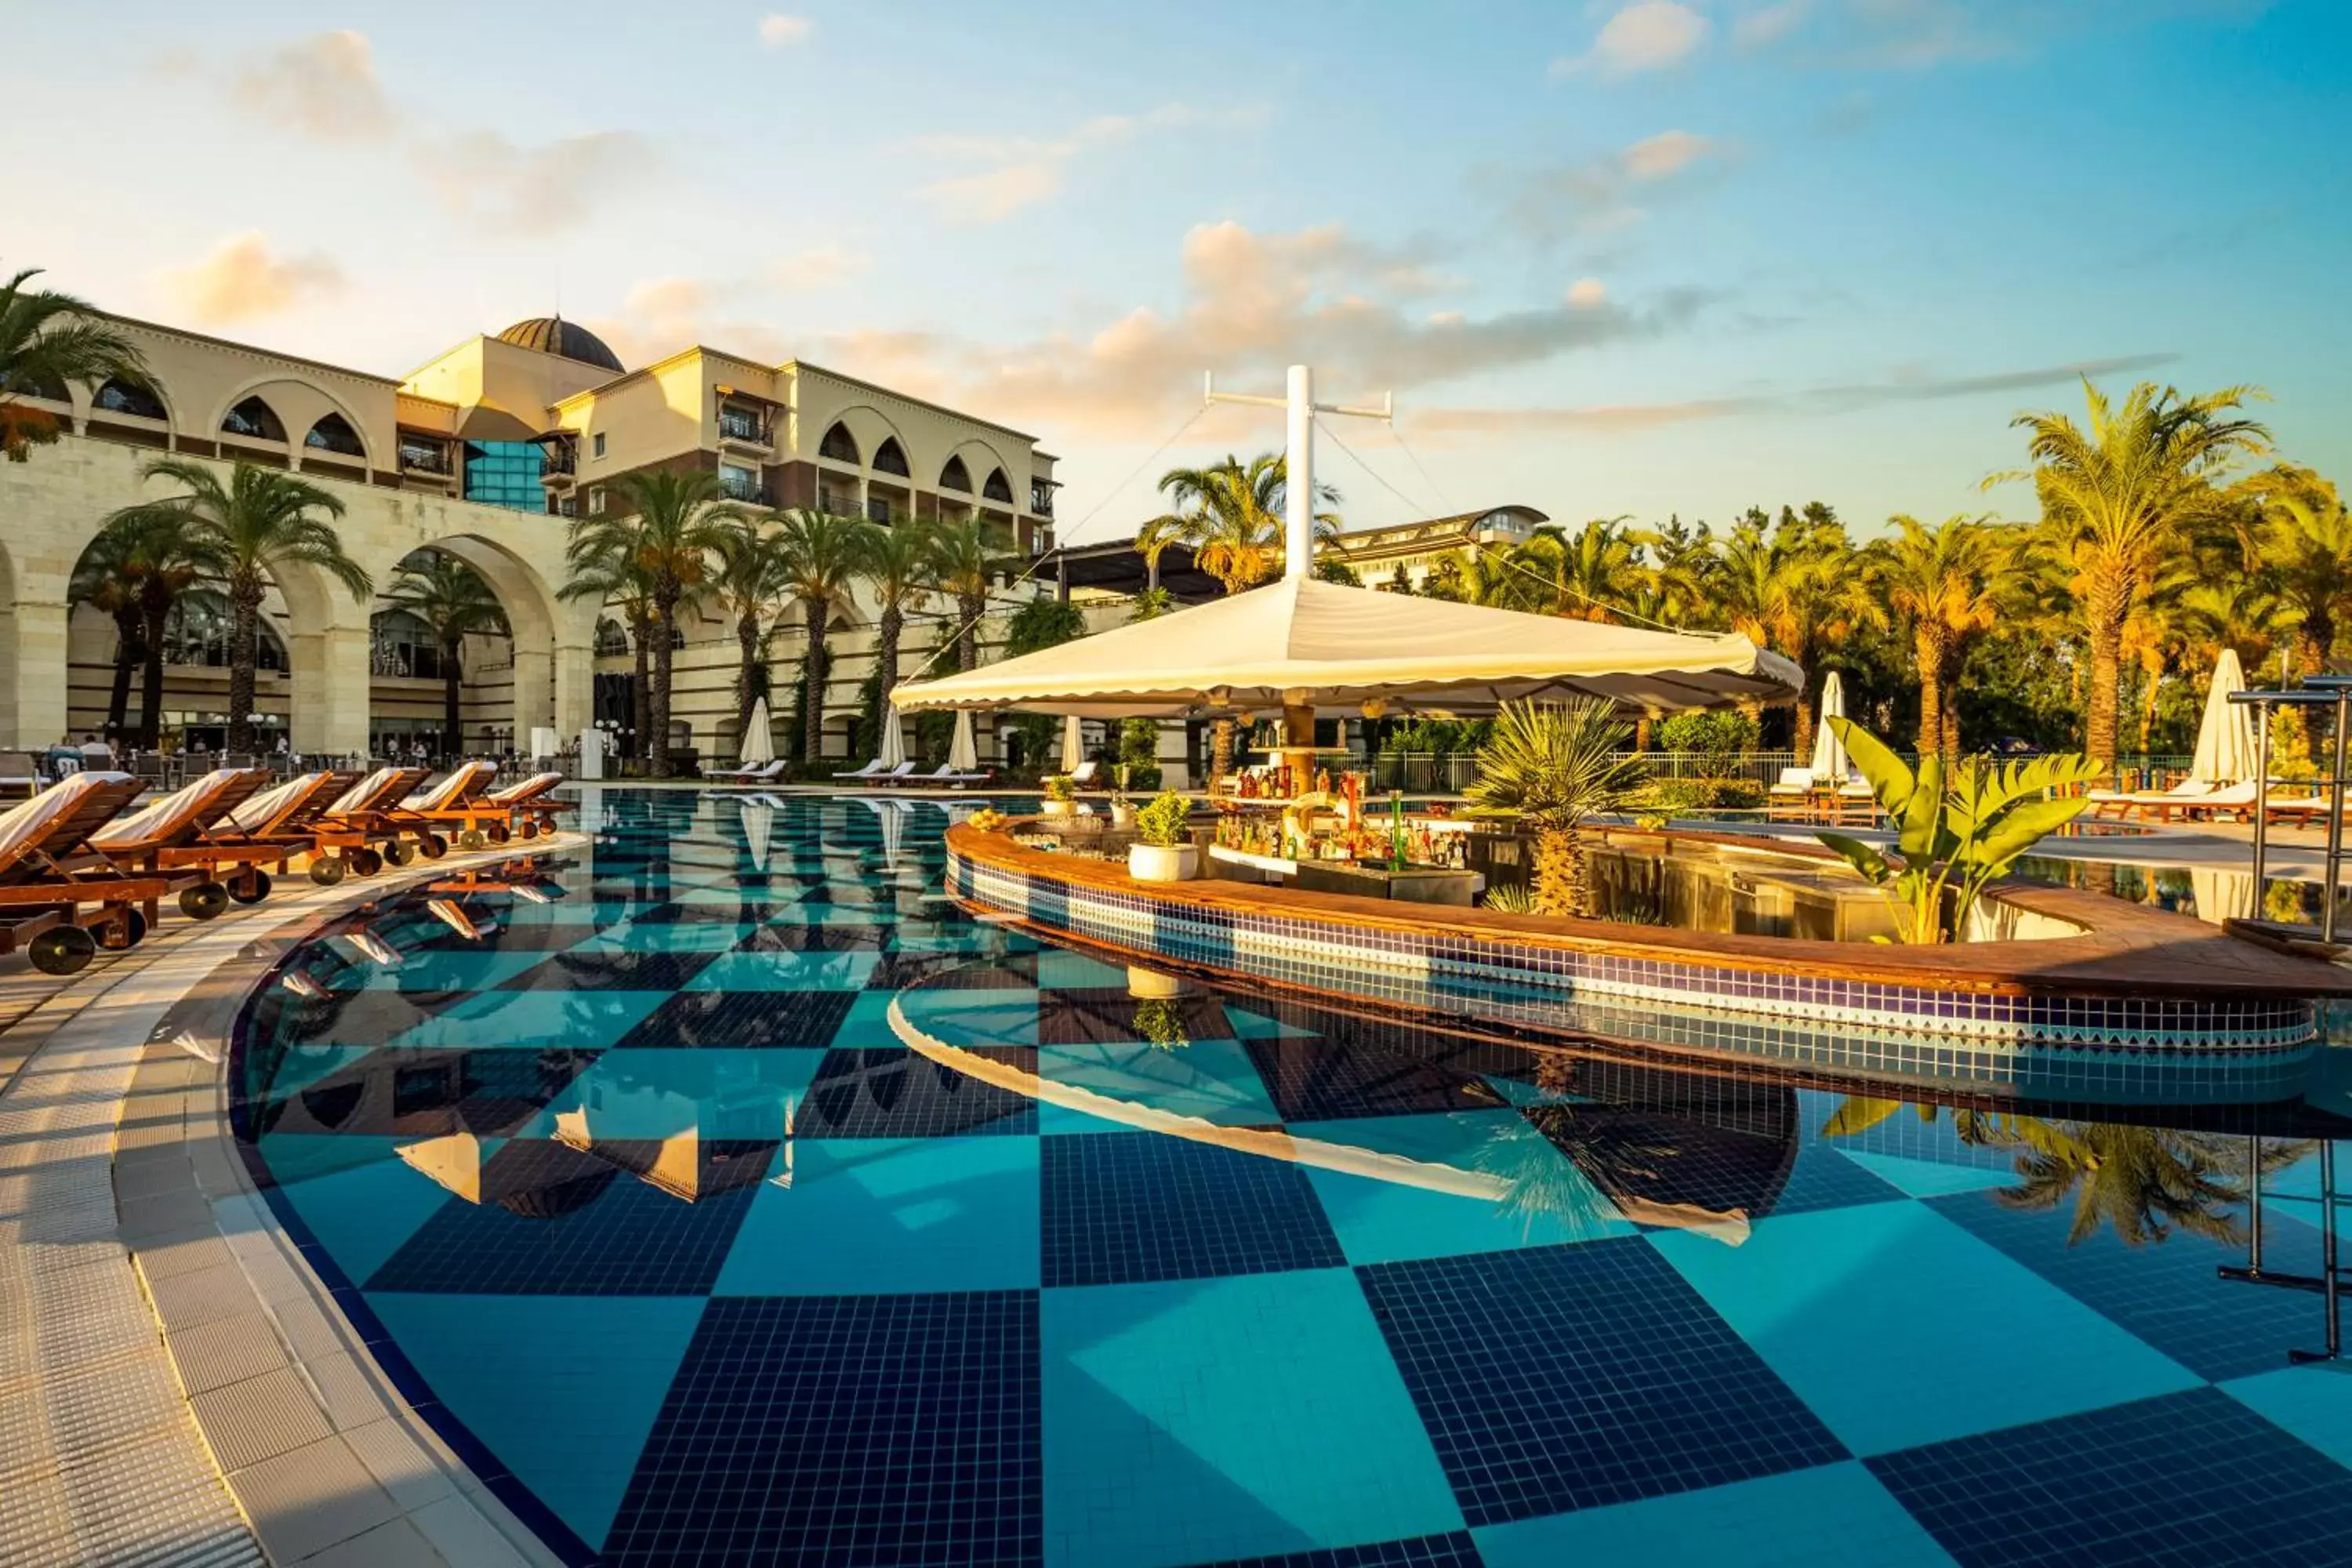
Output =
[{"x1": 951, "y1": 822, "x2": 2352, "y2": 1003}]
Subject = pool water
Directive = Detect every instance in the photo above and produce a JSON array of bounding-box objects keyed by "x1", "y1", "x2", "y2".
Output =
[{"x1": 231, "y1": 790, "x2": 2352, "y2": 1567}]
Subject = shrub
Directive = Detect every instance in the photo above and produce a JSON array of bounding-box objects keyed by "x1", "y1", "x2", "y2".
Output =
[
  {"x1": 1044, "y1": 772, "x2": 1076, "y2": 803},
  {"x1": 1656, "y1": 710, "x2": 1759, "y2": 775},
  {"x1": 1135, "y1": 790, "x2": 1192, "y2": 847}
]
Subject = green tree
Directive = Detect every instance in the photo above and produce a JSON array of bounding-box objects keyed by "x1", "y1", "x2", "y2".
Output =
[
  {"x1": 0, "y1": 265, "x2": 148, "y2": 463},
  {"x1": 104, "y1": 460, "x2": 370, "y2": 754},
  {"x1": 383, "y1": 550, "x2": 508, "y2": 760},
  {"x1": 929, "y1": 517, "x2": 1014, "y2": 673},
  {"x1": 773, "y1": 508, "x2": 880, "y2": 765},
  {"x1": 1465, "y1": 698, "x2": 1639, "y2": 917},
  {"x1": 1998, "y1": 381, "x2": 2270, "y2": 765},
  {"x1": 1719, "y1": 510, "x2": 1863, "y2": 757},
  {"x1": 1869, "y1": 514, "x2": 2020, "y2": 764},
  {"x1": 70, "y1": 521, "x2": 154, "y2": 740},
  {"x1": 1516, "y1": 516, "x2": 1642, "y2": 621},
  {"x1": 560, "y1": 554, "x2": 655, "y2": 764},
  {"x1": 566, "y1": 470, "x2": 745, "y2": 777},
  {"x1": 1632, "y1": 516, "x2": 1722, "y2": 628},
  {"x1": 709, "y1": 512, "x2": 790, "y2": 758},
  {"x1": 862, "y1": 520, "x2": 940, "y2": 757},
  {"x1": 1001, "y1": 597, "x2": 1089, "y2": 768}
]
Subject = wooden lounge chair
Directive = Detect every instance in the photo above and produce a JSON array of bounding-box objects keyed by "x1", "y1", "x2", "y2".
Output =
[
  {"x1": 76, "y1": 767, "x2": 276, "y2": 919},
  {"x1": 1828, "y1": 776, "x2": 1878, "y2": 827},
  {"x1": 1067, "y1": 760, "x2": 1103, "y2": 789},
  {"x1": 834, "y1": 758, "x2": 891, "y2": 782},
  {"x1": 481, "y1": 771, "x2": 566, "y2": 839},
  {"x1": 1765, "y1": 768, "x2": 1816, "y2": 823},
  {"x1": 2086, "y1": 779, "x2": 2234, "y2": 822},
  {"x1": 304, "y1": 767, "x2": 432, "y2": 884},
  {"x1": 861, "y1": 761, "x2": 919, "y2": 787},
  {"x1": 390, "y1": 761, "x2": 524, "y2": 850},
  {"x1": 0, "y1": 773, "x2": 172, "y2": 973}
]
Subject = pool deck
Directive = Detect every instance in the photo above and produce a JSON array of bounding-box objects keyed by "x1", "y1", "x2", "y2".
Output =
[{"x1": 0, "y1": 842, "x2": 579, "y2": 1568}]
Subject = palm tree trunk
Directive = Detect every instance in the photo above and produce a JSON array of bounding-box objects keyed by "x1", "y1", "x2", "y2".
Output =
[
  {"x1": 107, "y1": 609, "x2": 140, "y2": 740},
  {"x1": 2084, "y1": 575, "x2": 2129, "y2": 768},
  {"x1": 630, "y1": 609, "x2": 652, "y2": 768},
  {"x1": 734, "y1": 610, "x2": 762, "y2": 757},
  {"x1": 227, "y1": 576, "x2": 263, "y2": 755},
  {"x1": 1210, "y1": 720, "x2": 1234, "y2": 788},
  {"x1": 1531, "y1": 827, "x2": 1591, "y2": 918},
  {"x1": 648, "y1": 596, "x2": 677, "y2": 779},
  {"x1": 877, "y1": 603, "x2": 903, "y2": 699},
  {"x1": 958, "y1": 590, "x2": 983, "y2": 672},
  {"x1": 1793, "y1": 695, "x2": 1817, "y2": 764},
  {"x1": 1915, "y1": 630, "x2": 1944, "y2": 763},
  {"x1": 441, "y1": 641, "x2": 463, "y2": 762},
  {"x1": 1634, "y1": 714, "x2": 1653, "y2": 753},
  {"x1": 802, "y1": 597, "x2": 829, "y2": 766},
  {"x1": 139, "y1": 602, "x2": 169, "y2": 750}
]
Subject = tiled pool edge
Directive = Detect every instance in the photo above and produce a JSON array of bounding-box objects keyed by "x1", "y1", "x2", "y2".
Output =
[
  {"x1": 948, "y1": 828, "x2": 2332, "y2": 1105},
  {"x1": 2, "y1": 839, "x2": 586, "y2": 1568}
]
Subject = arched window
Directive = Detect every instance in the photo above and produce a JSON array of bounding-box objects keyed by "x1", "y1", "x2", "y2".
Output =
[
  {"x1": 304, "y1": 412, "x2": 365, "y2": 458},
  {"x1": 818, "y1": 421, "x2": 859, "y2": 463},
  {"x1": 368, "y1": 608, "x2": 448, "y2": 680},
  {"x1": 594, "y1": 616, "x2": 630, "y2": 656},
  {"x1": 982, "y1": 466, "x2": 1013, "y2": 503},
  {"x1": 872, "y1": 437, "x2": 909, "y2": 477},
  {"x1": 164, "y1": 599, "x2": 289, "y2": 672},
  {"x1": 938, "y1": 456, "x2": 972, "y2": 493},
  {"x1": 93, "y1": 377, "x2": 166, "y2": 421},
  {"x1": 221, "y1": 396, "x2": 288, "y2": 442},
  {"x1": 6, "y1": 370, "x2": 67, "y2": 402}
]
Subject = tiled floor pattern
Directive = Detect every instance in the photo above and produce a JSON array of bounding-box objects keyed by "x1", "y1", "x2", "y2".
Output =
[{"x1": 231, "y1": 792, "x2": 2352, "y2": 1567}]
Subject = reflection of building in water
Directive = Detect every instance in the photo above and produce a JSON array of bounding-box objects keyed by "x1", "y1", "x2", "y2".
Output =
[
  {"x1": 258, "y1": 1047, "x2": 597, "y2": 1139},
  {"x1": 399, "y1": 1129, "x2": 774, "y2": 1209}
]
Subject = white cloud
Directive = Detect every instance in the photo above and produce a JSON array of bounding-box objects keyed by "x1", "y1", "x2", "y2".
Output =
[
  {"x1": 1620, "y1": 129, "x2": 1715, "y2": 180},
  {"x1": 422, "y1": 130, "x2": 654, "y2": 236},
  {"x1": 233, "y1": 30, "x2": 394, "y2": 140},
  {"x1": 1733, "y1": 0, "x2": 1814, "y2": 47},
  {"x1": 1506, "y1": 131, "x2": 1726, "y2": 244},
  {"x1": 160, "y1": 232, "x2": 345, "y2": 324},
  {"x1": 1566, "y1": 278, "x2": 1608, "y2": 307},
  {"x1": 1552, "y1": 1, "x2": 1711, "y2": 77},
  {"x1": 909, "y1": 103, "x2": 1269, "y2": 223},
  {"x1": 757, "y1": 13, "x2": 812, "y2": 47},
  {"x1": 770, "y1": 244, "x2": 869, "y2": 291}
]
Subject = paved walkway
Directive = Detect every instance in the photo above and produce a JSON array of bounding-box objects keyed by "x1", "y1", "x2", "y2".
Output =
[{"x1": 0, "y1": 849, "x2": 576, "y2": 1568}]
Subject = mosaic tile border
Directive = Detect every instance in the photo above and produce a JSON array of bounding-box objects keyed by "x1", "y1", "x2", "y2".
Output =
[{"x1": 948, "y1": 845, "x2": 2318, "y2": 1105}]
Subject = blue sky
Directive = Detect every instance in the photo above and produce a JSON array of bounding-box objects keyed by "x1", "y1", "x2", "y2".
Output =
[{"x1": 9, "y1": 0, "x2": 2345, "y2": 543}]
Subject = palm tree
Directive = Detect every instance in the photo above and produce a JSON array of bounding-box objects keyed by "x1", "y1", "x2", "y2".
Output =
[
  {"x1": 565, "y1": 470, "x2": 743, "y2": 778},
  {"x1": 383, "y1": 551, "x2": 507, "y2": 761},
  {"x1": 709, "y1": 513, "x2": 789, "y2": 757},
  {"x1": 773, "y1": 508, "x2": 880, "y2": 764},
  {"x1": 0, "y1": 266, "x2": 148, "y2": 463},
  {"x1": 70, "y1": 523, "x2": 151, "y2": 740},
  {"x1": 1987, "y1": 1120, "x2": 2248, "y2": 1247},
  {"x1": 1515, "y1": 517, "x2": 1642, "y2": 621},
  {"x1": 862, "y1": 520, "x2": 939, "y2": 742},
  {"x1": 1633, "y1": 517, "x2": 1722, "y2": 629},
  {"x1": 1871, "y1": 514, "x2": 2016, "y2": 764},
  {"x1": 1998, "y1": 381, "x2": 2270, "y2": 766},
  {"x1": 561, "y1": 555, "x2": 658, "y2": 764},
  {"x1": 929, "y1": 517, "x2": 1013, "y2": 673},
  {"x1": 1464, "y1": 698, "x2": 1639, "y2": 917},
  {"x1": 1719, "y1": 517, "x2": 1861, "y2": 758},
  {"x1": 2259, "y1": 493, "x2": 2352, "y2": 684},
  {"x1": 104, "y1": 460, "x2": 369, "y2": 753},
  {"x1": 123, "y1": 512, "x2": 220, "y2": 750}
]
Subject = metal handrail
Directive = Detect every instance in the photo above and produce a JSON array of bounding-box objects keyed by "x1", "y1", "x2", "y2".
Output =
[{"x1": 2229, "y1": 686, "x2": 2352, "y2": 939}]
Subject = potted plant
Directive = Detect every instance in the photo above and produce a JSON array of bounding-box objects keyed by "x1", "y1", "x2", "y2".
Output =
[
  {"x1": 1109, "y1": 764, "x2": 1135, "y2": 828},
  {"x1": 1127, "y1": 789, "x2": 1197, "y2": 882},
  {"x1": 1041, "y1": 772, "x2": 1077, "y2": 818}
]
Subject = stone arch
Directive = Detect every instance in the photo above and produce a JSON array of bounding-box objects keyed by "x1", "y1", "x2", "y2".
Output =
[
  {"x1": 872, "y1": 436, "x2": 910, "y2": 477},
  {"x1": 90, "y1": 374, "x2": 173, "y2": 431},
  {"x1": 220, "y1": 394, "x2": 289, "y2": 444},
  {"x1": 825, "y1": 404, "x2": 911, "y2": 471},
  {"x1": 305, "y1": 412, "x2": 366, "y2": 459},
  {"x1": 938, "y1": 455, "x2": 972, "y2": 494},
  {"x1": 818, "y1": 419, "x2": 860, "y2": 464},
  {"x1": 206, "y1": 373, "x2": 382, "y2": 471},
  {"x1": 397, "y1": 532, "x2": 575, "y2": 754},
  {"x1": 982, "y1": 466, "x2": 1013, "y2": 503}
]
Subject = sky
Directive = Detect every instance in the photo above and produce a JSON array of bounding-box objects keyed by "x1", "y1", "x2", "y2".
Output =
[{"x1": 8, "y1": 0, "x2": 2347, "y2": 546}]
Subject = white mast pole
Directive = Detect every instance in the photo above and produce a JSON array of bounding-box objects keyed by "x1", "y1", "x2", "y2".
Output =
[{"x1": 1286, "y1": 364, "x2": 1314, "y2": 582}]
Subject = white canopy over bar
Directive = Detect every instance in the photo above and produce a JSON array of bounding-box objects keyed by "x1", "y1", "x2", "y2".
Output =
[{"x1": 892, "y1": 577, "x2": 1802, "y2": 720}]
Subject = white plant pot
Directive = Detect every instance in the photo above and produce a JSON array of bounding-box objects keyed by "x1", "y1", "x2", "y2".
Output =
[
  {"x1": 1128, "y1": 843, "x2": 1197, "y2": 883},
  {"x1": 1109, "y1": 804, "x2": 1134, "y2": 829},
  {"x1": 1040, "y1": 799, "x2": 1074, "y2": 818},
  {"x1": 1126, "y1": 965, "x2": 1183, "y2": 999}
]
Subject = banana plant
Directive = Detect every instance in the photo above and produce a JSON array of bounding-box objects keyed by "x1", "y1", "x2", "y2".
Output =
[{"x1": 1815, "y1": 717, "x2": 2100, "y2": 943}]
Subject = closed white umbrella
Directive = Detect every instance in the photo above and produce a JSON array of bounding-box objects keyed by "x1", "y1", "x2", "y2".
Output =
[
  {"x1": 949, "y1": 710, "x2": 979, "y2": 771},
  {"x1": 2190, "y1": 648, "x2": 2257, "y2": 786},
  {"x1": 739, "y1": 798, "x2": 775, "y2": 873},
  {"x1": 1809, "y1": 670, "x2": 1849, "y2": 780},
  {"x1": 1062, "y1": 713, "x2": 1086, "y2": 771},
  {"x1": 877, "y1": 702, "x2": 906, "y2": 768},
  {"x1": 739, "y1": 696, "x2": 776, "y2": 768}
]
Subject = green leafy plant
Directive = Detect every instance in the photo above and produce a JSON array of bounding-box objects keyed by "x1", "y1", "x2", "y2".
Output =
[
  {"x1": 1131, "y1": 996, "x2": 1190, "y2": 1049},
  {"x1": 1465, "y1": 699, "x2": 1639, "y2": 917},
  {"x1": 1482, "y1": 883, "x2": 1537, "y2": 914},
  {"x1": 1655, "y1": 709, "x2": 1758, "y2": 775},
  {"x1": 1134, "y1": 790, "x2": 1192, "y2": 848},
  {"x1": 1815, "y1": 717, "x2": 2100, "y2": 943},
  {"x1": 1044, "y1": 772, "x2": 1077, "y2": 804}
]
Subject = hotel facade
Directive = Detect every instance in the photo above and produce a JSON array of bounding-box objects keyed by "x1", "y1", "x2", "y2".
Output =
[{"x1": 0, "y1": 310, "x2": 1059, "y2": 762}]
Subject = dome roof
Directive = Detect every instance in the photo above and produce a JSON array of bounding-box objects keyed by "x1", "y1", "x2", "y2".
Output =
[{"x1": 494, "y1": 316, "x2": 623, "y2": 373}]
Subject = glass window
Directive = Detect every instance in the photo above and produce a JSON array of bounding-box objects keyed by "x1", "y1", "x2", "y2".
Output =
[
  {"x1": 872, "y1": 437, "x2": 909, "y2": 477},
  {"x1": 163, "y1": 599, "x2": 289, "y2": 672},
  {"x1": 866, "y1": 497, "x2": 891, "y2": 524},
  {"x1": 368, "y1": 608, "x2": 449, "y2": 680},
  {"x1": 93, "y1": 378, "x2": 166, "y2": 421},
  {"x1": 719, "y1": 463, "x2": 760, "y2": 503},
  {"x1": 397, "y1": 434, "x2": 451, "y2": 474},
  {"x1": 221, "y1": 397, "x2": 288, "y2": 442},
  {"x1": 463, "y1": 440, "x2": 546, "y2": 512},
  {"x1": 592, "y1": 431, "x2": 608, "y2": 459},
  {"x1": 1030, "y1": 477, "x2": 1055, "y2": 515},
  {"x1": 938, "y1": 456, "x2": 971, "y2": 493},
  {"x1": 982, "y1": 466, "x2": 1013, "y2": 503},
  {"x1": 593, "y1": 617, "x2": 630, "y2": 656},
  {"x1": 818, "y1": 421, "x2": 859, "y2": 463},
  {"x1": 719, "y1": 405, "x2": 766, "y2": 443},
  {"x1": 304, "y1": 412, "x2": 365, "y2": 457},
  {"x1": 588, "y1": 485, "x2": 607, "y2": 515}
]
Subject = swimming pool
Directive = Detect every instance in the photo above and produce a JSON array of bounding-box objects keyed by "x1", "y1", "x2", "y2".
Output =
[{"x1": 231, "y1": 789, "x2": 2352, "y2": 1566}]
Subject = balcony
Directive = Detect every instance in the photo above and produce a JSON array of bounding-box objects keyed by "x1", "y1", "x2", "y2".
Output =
[
  {"x1": 717, "y1": 406, "x2": 775, "y2": 456},
  {"x1": 397, "y1": 439, "x2": 454, "y2": 478},
  {"x1": 1030, "y1": 481, "x2": 1058, "y2": 517},
  {"x1": 539, "y1": 439, "x2": 579, "y2": 489}
]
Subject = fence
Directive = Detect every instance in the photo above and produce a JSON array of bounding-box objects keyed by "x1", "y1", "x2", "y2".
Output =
[{"x1": 1361, "y1": 749, "x2": 2196, "y2": 796}]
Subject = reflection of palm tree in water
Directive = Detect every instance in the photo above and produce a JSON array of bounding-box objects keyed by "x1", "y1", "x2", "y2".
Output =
[
  {"x1": 1494, "y1": 1102, "x2": 1680, "y2": 1236},
  {"x1": 1824, "y1": 1096, "x2": 2308, "y2": 1247}
]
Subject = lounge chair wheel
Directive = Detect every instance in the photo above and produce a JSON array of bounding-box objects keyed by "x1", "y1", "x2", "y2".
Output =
[
  {"x1": 179, "y1": 882, "x2": 230, "y2": 920},
  {"x1": 100, "y1": 909, "x2": 146, "y2": 949},
  {"x1": 487, "y1": 822, "x2": 510, "y2": 844},
  {"x1": 383, "y1": 840, "x2": 414, "y2": 867},
  {"x1": 229, "y1": 870, "x2": 271, "y2": 905},
  {"x1": 457, "y1": 829, "x2": 487, "y2": 851},
  {"x1": 29, "y1": 926, "x2": 95, "y2": 976},
  {"x1": 310, "y1": 857, "x2": 347, "y2": 887},
  {"x1": 519, "y1": 820, "x2": 540, "y2": 839},
  {"x1": 349, "y1": 848, "x2": 384, "y2": 877},
  {"x1": 419, "y1": 834, "x2": 448, "y2": 859}
]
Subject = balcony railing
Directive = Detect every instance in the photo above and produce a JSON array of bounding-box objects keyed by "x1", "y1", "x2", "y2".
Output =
[
  {"x1": 399, "y1": 444, "x2": 453, "y2": 477},
  {"x1": 717, "y1": 408, "x2": 771, "y2": 446},
  {"x1": 539, "y1": 445, "x2": 578, "y2": 481}
]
